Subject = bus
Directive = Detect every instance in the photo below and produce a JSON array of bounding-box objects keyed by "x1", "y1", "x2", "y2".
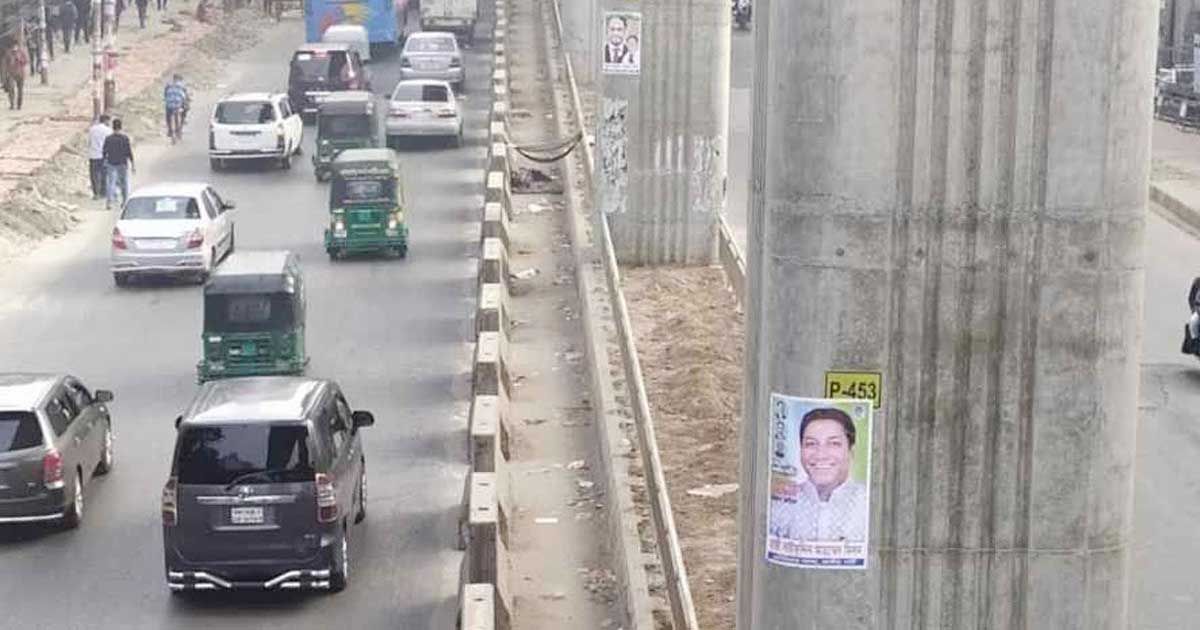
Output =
[{"x1": 304, "y1": 0, "x2": 413, "y2": 47}]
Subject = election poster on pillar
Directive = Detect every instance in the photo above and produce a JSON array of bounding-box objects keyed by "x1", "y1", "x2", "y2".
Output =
[
  {"x1": 601, "y1": 11, "x2": 642, "y2": 76},
  {"x1": 765, "y1": 394, "x2": 873, "y2": 570}
]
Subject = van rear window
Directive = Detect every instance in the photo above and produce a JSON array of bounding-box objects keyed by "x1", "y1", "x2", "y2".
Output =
[
  {"x1": 0, "y1": 412, "x2": 43, "y2": 452},
  {"x1": 175, "y1": 424, "x2": 313, "y2": 485},
  {"x1": 291, "y1": 53, "x2": 332, "y2": 80}
]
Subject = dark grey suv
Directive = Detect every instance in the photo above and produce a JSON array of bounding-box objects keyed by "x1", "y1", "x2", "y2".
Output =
[
  {"x1": 162, "y1": 376, "x2": 373, "y2": 593},
  {"x1": 0, "y1": 373, "x2": 115, "y2": 529}
]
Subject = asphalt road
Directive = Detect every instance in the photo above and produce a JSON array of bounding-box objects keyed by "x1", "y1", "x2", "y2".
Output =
[
  {"x1": 723, "y1": 21, "x2": 1200, "y2": 627},
  {"x1": 0, "y1": 17, "x2": 492, "y2": 628}
]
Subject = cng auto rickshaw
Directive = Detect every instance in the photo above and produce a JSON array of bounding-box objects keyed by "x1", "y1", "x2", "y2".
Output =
[
  {"x1": 312, "y1": 91, "x2": 381, "y2": 182},
  {"x1": 324, "y1": 148, "x2": 409, "y2": 260},
  {"x1": 197, "y1": 250, "x2": 310, "y2": 382}
]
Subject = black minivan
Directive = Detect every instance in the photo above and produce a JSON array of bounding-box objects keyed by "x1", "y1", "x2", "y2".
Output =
[
  {"x1": 162, "y1": 377, "x2": 373, "y2": 593},
  {"x1": 288, "y1": 43, "x2": 371, "y2": 119}
]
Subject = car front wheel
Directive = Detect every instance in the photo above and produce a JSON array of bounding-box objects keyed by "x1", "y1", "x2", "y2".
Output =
[{"x1": 330, "y1": 527, "x2": 350, "y2": 592}]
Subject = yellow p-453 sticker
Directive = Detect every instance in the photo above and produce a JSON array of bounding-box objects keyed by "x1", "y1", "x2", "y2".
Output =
[{"x1": 824, "y1": 371, "x2": 882, "y2": 409}]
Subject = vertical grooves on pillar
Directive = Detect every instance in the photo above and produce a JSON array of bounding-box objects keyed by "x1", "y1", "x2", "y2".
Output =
[
  {"x1": 640, "y1": 7, "x2": 657, "y2": 263},
  {"x1": 980, "y1": 0, "x2": 1023, "y2": 625},
  {"x1": 913, "y1": 0, "x2": 954, "y2": 622},
  {"x1": 1013, "y1": 0, "x2": 1057, "y2": 627},
  {"x1": 947, "y1": 0, "x2": 989, "y2": 626},
  {"x1": 679, "y1": 0, "x2": 696, "y2": 263},
  {"x1": 884, "y1": 0, "x2": 920, "y2": 626}
]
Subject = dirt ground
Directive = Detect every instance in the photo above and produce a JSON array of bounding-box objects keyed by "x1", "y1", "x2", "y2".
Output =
[{"x1": 622, "y1": 265, "x2": 744, "y2": 630}]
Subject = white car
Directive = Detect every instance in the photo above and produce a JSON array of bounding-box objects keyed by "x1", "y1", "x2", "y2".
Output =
[
  {"x1": 386, "y1": 79, "x2": 463, "y2": 148},
  {"x1": 110, "y1": 183, "x2": 236, "y2": 286},
  {"x1": 209, "y1": 93, "x2": 304, "y2": 171}
]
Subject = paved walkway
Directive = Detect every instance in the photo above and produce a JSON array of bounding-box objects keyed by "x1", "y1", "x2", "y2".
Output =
[{"x1": 0, "y1": 6, "x2": 215, "y2": 199}]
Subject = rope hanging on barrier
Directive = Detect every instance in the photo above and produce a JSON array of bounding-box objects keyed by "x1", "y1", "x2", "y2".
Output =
[{"x1": 511, "y1": 131, "x2": 583, "y2": 163}]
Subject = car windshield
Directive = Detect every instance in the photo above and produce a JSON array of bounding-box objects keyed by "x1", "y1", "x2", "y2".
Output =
[
  {"x1": 392, "y1": 83, "x2": 449, "y2": 103},
  {"x1": 406, "y1": 37, "x2": 455, "y2": 53},
  {"x1": 121, "y1": 196, "x2": 201, "y2": 220},
  {"x1": 290, "y1": 52, "x2": 333, "y2": 80},
  {"x1": 0, "y1": 411, "x2": 43, "y2": 452},
  {"x1": 204, "y1": 293, "x2": 295, "y2": 333},
  {"x1": 319, "y1": 114, "x2": 372, "y2": 137},
  {"x1": 331, "y1": 177, "x2": 394, "y2": 204},
  {"x1": 216, "y1": 101, "x2": 275, "y2": 124},
  {"x1": 174, "y1": 424, "x2": 313, "y2": 486}
]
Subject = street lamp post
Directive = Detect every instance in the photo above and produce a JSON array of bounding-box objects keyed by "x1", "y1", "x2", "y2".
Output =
[{"x1": 102, "y1": 0, "x2": 115, "y2": 111}]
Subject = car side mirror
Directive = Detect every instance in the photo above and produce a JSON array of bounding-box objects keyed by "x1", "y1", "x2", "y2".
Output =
[
  {"x1": 223, "y1": 201, "x2": 236, "y2": 211},
  {"x1": 352, "y1": 410, "x2": 375, "y2": 428},
  {"x1": 94, "y1": 390, "x2": 114, "y2": 403},
  {"x1": 174, "y1": 414, "x2": 183, "y2": 428}
]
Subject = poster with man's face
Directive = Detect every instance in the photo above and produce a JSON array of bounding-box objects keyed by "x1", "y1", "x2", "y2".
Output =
[
  {"x1": 766, "y1": 395, "x2": 872, "y2": 569},
  {"x1": 601, "y1": 11, "x2": 641, "y2": 76}
]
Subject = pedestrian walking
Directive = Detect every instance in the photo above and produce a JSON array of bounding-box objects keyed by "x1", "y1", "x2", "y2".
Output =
[
  {"x1": 135, "y1": 0, "x2": 148, "y2": 27},
  {"x1": 44, "y1": 4, "x2": 57, "y2": 61},
  {"x1": 156, "y1": 0, "x2": 167, "y2": 12},
  {"x1": 59, "y1": 1, "x2": 78, "y2": 53},
  {"x1": 24, "y1": 23, "x2": 38, "y2": 75},
  {"x1": 114, "y1": 0, "x2": 124, "y2": 32},
  {"x1": 163, "y1": 73, "x2": 188, "y2": 142},
  {"x1": 75, "y1": 0, "x2": 91, "y2": 43},
  {"x1": 102, "y1": 118, "x2": 135, "y2": 210},
  {"x1": 87, "y1": 115, "x2": 112, "y2": 200},
  {"x1": 3, "y1": 41, "x2": 29, "y2": 110}
]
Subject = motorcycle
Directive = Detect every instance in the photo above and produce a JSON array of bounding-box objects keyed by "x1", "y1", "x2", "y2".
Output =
[{"x1": 732, "y1": 0, "x2": 751, "y2": 30}]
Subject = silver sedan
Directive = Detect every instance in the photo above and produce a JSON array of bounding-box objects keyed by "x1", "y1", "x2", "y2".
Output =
[
  {"x1": 109, "y1": 182, "x2": 236, "y2": 286},
  {"x1": 386, "y1": 80, "x2": 464, "y2": 148},
  {"x1": 399, "y1": 32, "x2": 465, "y2": 91}
]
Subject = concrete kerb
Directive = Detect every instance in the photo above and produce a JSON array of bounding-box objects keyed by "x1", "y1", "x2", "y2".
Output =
[
  {"x1": 469, "y1": 392, "x2": 513, "y2": 473},
  {"x1": 486, "y1": 170, "x2": 513, "y2": 220},
  {"x1": 461, "y1": 583, "x2": 497, "y2": 630},
  {"x1": 460, "y1": 471, "x2": 514, "y2": 629},
  {"x1": 472, "y1": 329, "x2": 513, "y2": 398},
  {"x1": 477, "y1": 281, "x2": 512, "y2": 336},
  {"x1": 489, "y1": 142, "x2": 510, "y2": 177},
  {"x1": 1151, "y1": 182, "x2": 1200, "y2": 234}
]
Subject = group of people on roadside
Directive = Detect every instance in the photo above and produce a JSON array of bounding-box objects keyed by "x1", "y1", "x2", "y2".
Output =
[
  {"x1": 83, "y1": 73, "x2": 187, "y2": 210},
  {"x1": 87, "y1": 114, "x2": 136, "y2": 210}
]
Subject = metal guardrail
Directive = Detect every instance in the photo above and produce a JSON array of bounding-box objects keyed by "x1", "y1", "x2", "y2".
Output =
[
  {"x1": 546, "y1": 1, "x2": 699, "y2": 628},
  {"x1": 716, "y1": 215, "x2": 746, "y2": 308}
]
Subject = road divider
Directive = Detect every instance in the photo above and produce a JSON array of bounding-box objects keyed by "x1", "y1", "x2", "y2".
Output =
[
  {"x1": 459, "y1": 10, "x2": 516, "y2": 626},
  {"x1": 482, "y1": 201, "x2": 511, "y2": 248}
]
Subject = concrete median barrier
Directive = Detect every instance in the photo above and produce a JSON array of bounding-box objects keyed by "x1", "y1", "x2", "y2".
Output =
[
  {"x1": 489, "y1": 142, "x2": 509, "y2": 177},
  {"x1": 469, "y1": 393, "x2": 512, "y2": 473},
  {"x1": 480, "y1": 237, "x2": 510, "y2": 286},
  {"x1": 477, "y1": 282, "x2": 511, "y2": 336},
  {"x1": 472, "y1": 329, "x2": 512, "y2": 398},
  {"x1": 482, "y1": 202, "x2": 511, "y2": 248},
  {"x1": 458, "y1": 473, "x2": 513, "y2": 630},
  {"x1": 485, "y1": 170, "x2": 513, "y2": 219}
]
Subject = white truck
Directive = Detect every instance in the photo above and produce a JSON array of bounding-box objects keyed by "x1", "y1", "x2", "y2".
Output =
[{"x1": 419, "y1": 0, "x2": 478, "y2": 44}]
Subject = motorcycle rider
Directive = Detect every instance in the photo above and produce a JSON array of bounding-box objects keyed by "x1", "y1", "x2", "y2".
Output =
[{"x1": 732, "y1": 0, "x2": 751, "y2": 28}]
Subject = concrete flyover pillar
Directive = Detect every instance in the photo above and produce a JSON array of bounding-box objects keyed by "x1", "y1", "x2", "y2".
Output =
[
  {"x1": 736, "y1": 0, "x2": 1155, "y2": 629},
  {"x1": 596, "y1": 0, "x2": 729, "y2": 265}
]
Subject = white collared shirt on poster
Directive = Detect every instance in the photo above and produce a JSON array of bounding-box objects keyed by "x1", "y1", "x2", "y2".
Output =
[{"x1": 769, "y1": 479, "x2": 868, "y2": 543}]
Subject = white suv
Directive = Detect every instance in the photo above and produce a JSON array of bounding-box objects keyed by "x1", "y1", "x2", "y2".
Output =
[{"x1": 209, "y1": 93, "x2": 304, "y2": 171}]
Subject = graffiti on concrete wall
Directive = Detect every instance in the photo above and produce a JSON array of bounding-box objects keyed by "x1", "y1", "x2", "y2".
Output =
[{"x1": 599, "y1": 97, "x2": 629, "y2": 214}]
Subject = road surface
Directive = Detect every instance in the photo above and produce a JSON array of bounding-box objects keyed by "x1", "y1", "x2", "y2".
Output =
[{"x1": 0, "y1": 17, "x2": 492, "y2": 628}]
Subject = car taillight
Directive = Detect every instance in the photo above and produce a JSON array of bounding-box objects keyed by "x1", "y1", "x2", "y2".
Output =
[
  {"x1": 111, "y1": 227, "x2": 127, "y2": 250},
  {"x1": 401, "y1": 56, "x2": 411, "y2": 67},
  {"x1": 162, "y1": 477, "x2": 178, "y2": 526},
  {"x1": 316, "y1": 472, "x2": 338, "y2": 523},
  {"x1": 183, "y1": 228, "x2": 204, "y2": 249},
  {"x1": 209, "y1": 129, "x2": 215, "y2": 150},
  {"x1": 437, "y1": 107, "x2": 457, "y2": 118},
  {"x1": 389, "y1": 103, "x2": 406, "y2": 116},
  {"x1": 276, "y1": 130, "x2": 286, "y2": 149},
  {"x1": 449, "y1": 56, "x2": 461, "y2": 68},
  {"x1": 43, "y1": 450, "x2": 64, "y2": 489}
]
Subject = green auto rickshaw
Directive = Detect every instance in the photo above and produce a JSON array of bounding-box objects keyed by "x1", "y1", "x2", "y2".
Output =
[
  {"x1": 324, "y1": 148, "x2": 409, "y2": 260},
  {"x1": 312, "y1": 90, "x2": 381, "y2": 182},
  {"x1": 197, "y1": 250, "x2": 310, "y2": 382}
]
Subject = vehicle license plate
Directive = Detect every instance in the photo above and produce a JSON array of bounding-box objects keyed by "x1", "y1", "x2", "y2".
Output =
[
  {"x1": 419, "y1": 60, "x2": 439, "y2": 70},
  {"x1": 230, "y1": 506, "x2": 264, "y2": 525},
  {"x1": 139, "y1": 239, "x2": 176, "y2": 250}
]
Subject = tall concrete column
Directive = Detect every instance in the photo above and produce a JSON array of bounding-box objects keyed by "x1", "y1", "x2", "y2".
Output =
[
  {"x1": 595, "y1": 0, "x2": 729, "y2": 265},
  {"x1": 560, "y1": 0, "x2": 597, "y2": 86},
  {"x1": 736, "y1": 0, "x2": 1155, "y2": 628}
]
